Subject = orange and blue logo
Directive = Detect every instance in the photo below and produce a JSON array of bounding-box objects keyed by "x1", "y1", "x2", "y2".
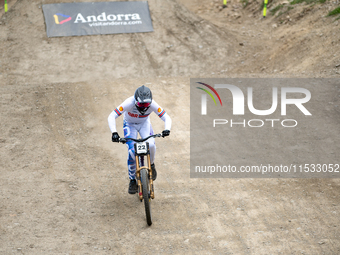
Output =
[{"x1": 54, "y1": 13, "x2": 72, "y2": 25}]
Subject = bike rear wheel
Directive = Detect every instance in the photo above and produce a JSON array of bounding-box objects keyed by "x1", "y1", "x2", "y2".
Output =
[{"x1": 141, "y1": 168, "x2": 152, "y2": 226}]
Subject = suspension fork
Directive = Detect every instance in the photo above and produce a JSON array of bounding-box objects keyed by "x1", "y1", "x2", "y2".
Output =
[
  {"x1": 135, "y1": 155, "x2": 143, "y2": 200},
  {"x1": 147, "y1": 153, "x2": 155, "y2": 199},
  {"x1": 135, "y1": 147, "x2": 154, "y2": 200}
]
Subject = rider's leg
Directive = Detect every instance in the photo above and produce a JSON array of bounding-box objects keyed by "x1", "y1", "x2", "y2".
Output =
[
  {"x1": 123, "y1": 121, "x2": 138, "y2": 180},
  {"x1": 139, "y1": 119, "x2": 156, "y2": 164},
  {"x1": 139, "y1": 119, "x2": 157, "y2": 180}
]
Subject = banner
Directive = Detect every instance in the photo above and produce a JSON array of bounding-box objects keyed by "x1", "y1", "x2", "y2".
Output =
[{"x1": 42, "y1": 1, "x2": 153, "y2": 37}]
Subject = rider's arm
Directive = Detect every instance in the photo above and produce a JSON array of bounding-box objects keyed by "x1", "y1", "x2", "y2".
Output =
[
  {"x1": 150, "y1": 100, "x2": 172, "y2": 131},
  {"x1": 108, "y1": 97, "x2": 134, "y2": 133}
]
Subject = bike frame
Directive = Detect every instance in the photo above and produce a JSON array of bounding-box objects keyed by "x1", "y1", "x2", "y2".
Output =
[
  {"x1": 134, "y1": 142, "x2": 154, "y2": 200},
  {"x1": 119, "y1": 133, "x2": 162, "y2": 200}
]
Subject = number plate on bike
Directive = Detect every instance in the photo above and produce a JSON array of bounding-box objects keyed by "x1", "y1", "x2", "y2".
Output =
[{"x1": 136, "y1": 142, "x2": 148, "y2": 155}]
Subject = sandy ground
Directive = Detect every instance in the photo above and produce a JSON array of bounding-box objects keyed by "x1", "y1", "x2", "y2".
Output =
[{"x1": 0, "y1": 0, "x2": 339, "y2": 254}]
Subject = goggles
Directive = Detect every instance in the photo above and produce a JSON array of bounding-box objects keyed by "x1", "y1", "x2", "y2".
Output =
[{"x1": 137, "y1": 102, "x2": 151, "y2": 108}]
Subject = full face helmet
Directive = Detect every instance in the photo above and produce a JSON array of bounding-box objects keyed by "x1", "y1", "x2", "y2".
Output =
[{"x1": 134, "y1": 85, "x2": 152, "y2": 114}]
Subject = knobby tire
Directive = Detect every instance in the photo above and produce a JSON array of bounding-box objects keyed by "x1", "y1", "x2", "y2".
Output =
[{"x1": 141, "y1": 168, "x2": 152, "y2": 226}]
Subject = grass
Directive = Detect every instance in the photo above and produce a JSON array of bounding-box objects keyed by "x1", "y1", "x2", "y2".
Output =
[
  {"x1": 277, "y1": 6, "x2": 294, "y2": 16},
  {"x1": 290, "y1": 0, "x2": 326, "y2": 4},
  {"x1": 270, "y1": 4, "x2": 284, "y2": 15},
  {"x1": 241, "y1": 0, "x2": 249, "y2": 7},
  {"x1": 327, "y1": 6, "x2": 340, "y2": 16}
]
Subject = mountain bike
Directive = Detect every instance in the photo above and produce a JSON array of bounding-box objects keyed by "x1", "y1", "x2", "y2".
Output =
[{"x1": 119, "y1": 133, "x2": 165, "y2": 226}]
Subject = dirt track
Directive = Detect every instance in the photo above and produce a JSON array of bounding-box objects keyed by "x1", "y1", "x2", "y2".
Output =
[{"x1": 0, "y1": 0, "x2": 340, "y2": 254}]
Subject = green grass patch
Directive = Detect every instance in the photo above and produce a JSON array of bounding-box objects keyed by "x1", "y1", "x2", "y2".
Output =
[
  {"x1": 327, "y1": 6, "x2": 340, "y2": 16},
  {"x1": 270, "y1": 4, "x2": 284, "y2": 15},
  {"x1": 276, "y1": 6, "x2": 294, "y2": 17},
  {"x1": 290, "y1": 0, "x2": 326, "y2": 4},
  {"x1": 241, "y1": 0, "x2": 249, "y2": 7}
]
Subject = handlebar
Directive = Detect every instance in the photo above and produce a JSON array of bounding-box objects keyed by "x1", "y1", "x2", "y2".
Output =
[{"x1": 119, "y1": 133, "x2": 164, "y2": 144}]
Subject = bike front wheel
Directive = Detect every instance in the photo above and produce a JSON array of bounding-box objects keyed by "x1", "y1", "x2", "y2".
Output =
[{"x1": 141, "y1": 168, "x2": 152, "y2": 226}]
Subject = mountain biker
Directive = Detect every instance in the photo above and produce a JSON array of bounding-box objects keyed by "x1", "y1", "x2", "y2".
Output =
[{"x1": 108, "y1": 85, "x2": 172, "y2": 194}]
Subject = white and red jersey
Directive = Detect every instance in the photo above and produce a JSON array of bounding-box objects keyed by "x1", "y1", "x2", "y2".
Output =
[{"x1": 108, "y1": 96, "x2": 172, "y2": 133}]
